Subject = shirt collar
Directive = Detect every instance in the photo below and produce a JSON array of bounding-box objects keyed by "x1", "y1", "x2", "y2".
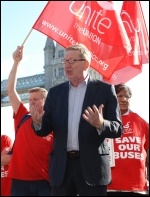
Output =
[
  {"x1": 122, "y1": 110, "x2": 130, "y2": 116},
  {"x1": 69, "y1": 74, "x2": 89, "y2": 87}
]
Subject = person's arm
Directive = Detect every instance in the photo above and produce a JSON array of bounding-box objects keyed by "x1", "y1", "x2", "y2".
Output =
[
  {"x1": 1, "y1": 147, "x2": 11, "y2": 166},
  {"x1": 1, "y1": 155, "x2": 11, "y2": 166},
  {"x1": 6, "y1": 46, "x2": 23, "y2": 114}
]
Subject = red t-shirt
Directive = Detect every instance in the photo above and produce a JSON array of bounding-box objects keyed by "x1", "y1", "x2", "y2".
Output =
[
  {"x1": 1, "y1": 135, "x2": 12, "y2": 196},
  {"x1": 8, "y1": 102, "x2": 54, "y2": 181},
  {"x1": 108, "y1": 112, "x2": 149, "y2": 192}
]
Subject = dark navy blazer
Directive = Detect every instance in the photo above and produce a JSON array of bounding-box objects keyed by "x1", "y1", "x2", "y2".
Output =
[{"x1": 36, "y1": 78, "x2": 123, "y2": 187}]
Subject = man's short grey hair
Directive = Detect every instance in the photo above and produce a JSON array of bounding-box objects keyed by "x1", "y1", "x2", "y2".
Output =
[
  {"x1": 66, "y1": 43, "x2": 91, "y2": 65},
  {"x1": 28, "y1": 87, "x2": 48, "y2": 99}
]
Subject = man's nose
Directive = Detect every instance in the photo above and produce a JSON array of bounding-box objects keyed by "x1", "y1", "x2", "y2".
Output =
[
  {"x1": 64, "y1": 63, "x2": 72, "y2": 70},
  {"x1": 121, "y1": 96, "x2": 130, "y2": 101}
]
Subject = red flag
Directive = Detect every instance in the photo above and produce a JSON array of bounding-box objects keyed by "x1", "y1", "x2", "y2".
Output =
[
  {"x1": 103, "y1": 1, "x2": 149, "y2": 84},
  {"x1": 33, "y1": 1, "x2": 131, "y2": 79}
]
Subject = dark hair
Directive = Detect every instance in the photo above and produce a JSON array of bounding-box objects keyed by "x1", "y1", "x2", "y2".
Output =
[{"x1": 115, "y1": 84, "x2": 132, "y2": 98}]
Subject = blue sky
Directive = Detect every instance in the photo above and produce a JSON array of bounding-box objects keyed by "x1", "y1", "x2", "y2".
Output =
[
  {"x1": 1, "y1": 1, "x2": 48, "y2": 79},
  {"x1": 1, "y1": 1, "x2": 149, "y2": 141}
]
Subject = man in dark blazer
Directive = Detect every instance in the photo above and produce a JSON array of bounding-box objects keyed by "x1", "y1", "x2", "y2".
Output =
[{"x1": 33, "y1": 43, "x2": 123, "y2": 196}]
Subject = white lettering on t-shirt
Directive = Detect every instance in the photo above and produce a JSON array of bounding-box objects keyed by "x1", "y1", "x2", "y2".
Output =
[
  {"x1": 114, "y1": 136, "x2": 144, "y2": 160},
  {"x1": 1, "y1": 166, "x2": 8, "y2": 178}
]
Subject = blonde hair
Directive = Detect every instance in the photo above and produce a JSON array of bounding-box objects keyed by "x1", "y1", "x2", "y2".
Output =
[{"x1": 28, "y1": 87, "x2": 47, "y2": 99}]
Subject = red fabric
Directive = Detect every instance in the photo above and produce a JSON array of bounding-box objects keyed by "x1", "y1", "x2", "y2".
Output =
[
  {"x1": 33, "y1": 1, "x2": 131, "y2": 79},
  {"x1": 8, "y1": 103, "x2": 54, "y2": 181},
  {"x1": 1, "y1": 135, "x2": 12, "y2": 196},
  {"x1": 103, "y1": 1, "x2": 149, "y2": 84},
  {"x1": 108, "y1": 112, "x2": 149, "y2": 191}
]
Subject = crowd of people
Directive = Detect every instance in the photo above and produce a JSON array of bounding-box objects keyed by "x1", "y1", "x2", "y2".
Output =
[{"x1": 1, "y1": 43, "x2": 149, "y2": 196}]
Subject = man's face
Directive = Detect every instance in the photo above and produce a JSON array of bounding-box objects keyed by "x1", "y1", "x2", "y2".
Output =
[
  {"x1": 63, "y1": 50, "x2": 88, "y2": 84},
  {"x1": 29, "y1": 92, "x2": 45, "y2": 114},
  {"x1": 117, "y1": 90, "x2": 131, "y2": 115}
]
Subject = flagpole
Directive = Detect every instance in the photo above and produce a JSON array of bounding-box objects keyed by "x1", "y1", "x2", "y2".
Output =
[{"x1": 21, "y1": 28, "x2": 33, "y2": 46}]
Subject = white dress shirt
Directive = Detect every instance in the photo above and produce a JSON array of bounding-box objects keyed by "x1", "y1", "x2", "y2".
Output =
[{"x1": 67, "y1": 77, "x2": 88, "y2": 151}]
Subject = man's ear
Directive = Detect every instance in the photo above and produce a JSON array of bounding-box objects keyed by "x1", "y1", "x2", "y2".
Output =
[{"x1": 84, "y1": 60, "x2": 89, "y2": 70}]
